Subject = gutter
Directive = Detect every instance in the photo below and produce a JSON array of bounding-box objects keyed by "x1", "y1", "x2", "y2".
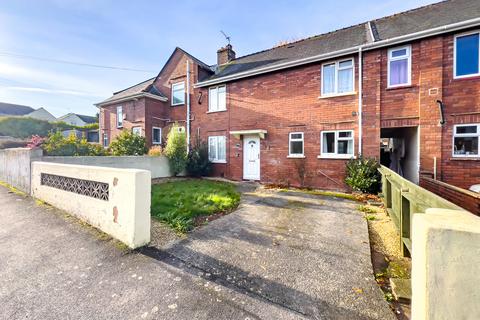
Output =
[
  {"x1": 95, "y1": 92, "x2": 167, "y2": 107},
  {"x1": 196, "y1": 17, "x2": 480, "y2": 88}
]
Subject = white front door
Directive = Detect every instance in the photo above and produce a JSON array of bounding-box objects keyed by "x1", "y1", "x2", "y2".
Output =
[{"x1": 243, "y1": 136, "x2": 260, "y2": 180}]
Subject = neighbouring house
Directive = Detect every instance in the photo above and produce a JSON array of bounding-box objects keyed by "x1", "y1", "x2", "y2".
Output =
[
  {"x1": 58, "y1": 113, "x2": 97, "y2": 127},
  {"x1": 23, "y1": 107, "x2": 57, "y2": 122},
  {"x1": 97, "y1": 0, "x2": 480, "y2": 192},
  {"x1": 0, "y1": 102, "x2": 57, "y2": 122}
]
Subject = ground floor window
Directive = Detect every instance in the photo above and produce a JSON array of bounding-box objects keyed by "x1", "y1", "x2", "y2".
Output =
[
  {"x1": 152, "y1": 127, "x2": 161, "y2": 145},
  {"x1": 103, "y1": 133, "x2": 108, "y2": 147},
  {"x1": 288, "y1": 132, "x2": 304, "y2": 157},
  {"x1": 208, "y1": 136, "x2": 226, "y2": 163},
  {"x1": 453, "y1": 124, "x2": 479, "y2": 157},
  {"x1": 320, "y1": 130, "x2": 354, "y2": 158},
  {"x1": 132, "y1": 127, "x2": 142, "y2": 136}
]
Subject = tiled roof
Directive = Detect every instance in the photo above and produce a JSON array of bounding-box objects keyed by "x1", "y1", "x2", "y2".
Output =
[
  {"x1": 0, "y1": 102, "x2": 35, "y2": 116},
  {"x1": 98, "y1": 77, "x2": 166, "y2": 105},
  {"x1": 75, "y1": 114, "x2": 97, "y2": 124}
]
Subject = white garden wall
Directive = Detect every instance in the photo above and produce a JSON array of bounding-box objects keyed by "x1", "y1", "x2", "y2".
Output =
[
  {"x1": 31, "y1": 162, "x2": 151, "y2": 249},
  {"x1": 0, "y1": 148, "x2": 42, "y2": 193},
  {"x1": 42, "y1": 155, "x2": 172, "y2": 178}
]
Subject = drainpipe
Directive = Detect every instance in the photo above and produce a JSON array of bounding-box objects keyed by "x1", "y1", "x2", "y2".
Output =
[
  {"x1": 186, "y1": 60, "x2": 191, "y2": 153},
  {"x1": 358, "y1": 46, "x2": 363, "y2": 156}
]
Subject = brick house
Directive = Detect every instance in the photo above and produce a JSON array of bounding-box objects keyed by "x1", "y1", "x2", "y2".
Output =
[{"x1": 97, "y1": 0, "x2": 480, "y2": 191}]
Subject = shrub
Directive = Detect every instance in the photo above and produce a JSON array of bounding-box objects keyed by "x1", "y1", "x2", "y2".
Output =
[
  {"x1": 186, "y1": 137, "x2": 211, "y2": 177},
  {"x1": 42, "y1": 132, "x2": 105, "y2": 156},
  {"x1": 164, "y1": 123, "x2": 187, "y2": 176},
  {"x1": 0, "y1": 117, "x2": 72, "y2": 138},
  {"x1": 148, "y1": 145, "x2": 163, "y2": 156},
  {"x1": 109, "y1": 130, "x2": 147, "y2": 156},
  {"x1": 27, "y1": 135, "x2": 45, "y2": 149},
  {"x1": 345, "y1": 156, "x2": 381, "y2": 194}
]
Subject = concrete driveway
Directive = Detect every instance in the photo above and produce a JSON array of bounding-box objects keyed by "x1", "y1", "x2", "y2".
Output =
[{"x1": 0, "y1": 184, "x2": 394, "y2": 320}]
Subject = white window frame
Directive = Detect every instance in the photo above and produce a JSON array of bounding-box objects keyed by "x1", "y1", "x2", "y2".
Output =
[
  {"x1": 319, "y1": 130, "x2": 355, "y2": 159},
  {"x1": 171, "y1": 81, "x2": 185, "y2": 106},
  {"x1": 116, "y1": 106, "x2": 123, "y2": 128},
  {"x1": 103, "y1": 133, "x2": 108, "y2": 147},
  {"x1": 454, "y1": 31, "x2": 480, "y2": 79},
  {"x1": 152, "y1": 127, "x2": 162, "y2": 145},
  {"x1": 132, "y1": 126, "x2": 142, "y2": 136},
  {"x1": 208, "y1": 85, "x2": 227, "y2": 112},
  {"x1": 321, "y1": 58, "x2": 355, "y2": 97},
  {"x1": 208, "y1": 136, "x2": 227, "y2": 163},
  {"x1": 452, "y1": 123, "x2": 480, "y2": 158},
  {"x1": 288, "y1": 132, "x2": 305, "y2": 158},
  {"x1": 387, "y1": 45, "x2": 412, "y2": 88}
]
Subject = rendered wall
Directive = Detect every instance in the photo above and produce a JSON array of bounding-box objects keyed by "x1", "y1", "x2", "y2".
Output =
[
  {"x1": 42, "y1": 155, "x2": 172, "y2": 178},
  {"x1": 0, "y1": 148, "x2": 43, "y2": 193},
  {"x1": 412, "y1": 208, "x2": 480, "y2": 320},
  {"x1": 31, "y1": 162, "x2": 151, "y2": 249}
]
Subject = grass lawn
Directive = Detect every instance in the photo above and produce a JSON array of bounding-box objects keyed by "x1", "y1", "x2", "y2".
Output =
[{"x1": 151, "y1": 179, "x2": 241, "y2": 233}]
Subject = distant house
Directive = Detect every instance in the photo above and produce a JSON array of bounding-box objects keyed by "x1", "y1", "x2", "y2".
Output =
[
  {"x1": 24, "y1": 107, "x2": 56, "y2": 122},
  {"x1": 0, "y1": 102, "x2": 35, "y2": 116},
  {"x1": 58, "y1": 113, "x2": 97, "y2": 127}
]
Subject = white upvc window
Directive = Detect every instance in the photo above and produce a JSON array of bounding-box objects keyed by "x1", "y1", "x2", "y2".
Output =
[
  {"x1": 454, "y1": 31, "x2": 480, "y2": 79},
  {"x1": 208, "y1": 85, "x2": 226, "y2": 112},
  {"x1": 288, "y1": 132, "x2": 304, "y2": 157},
  {"x1": 103, "y1": 133, "x2": 108, "y2": 147},
  {"x1": 388, "y1": 45, "x2": 411, "y2": 87},
  {"x1": 171, "y1": 82, "x2": 185, "y2": 106},
  {"x1": 116, "y1": 106, "x2": 123, "y2": 128},
  {"x1": 320, "y1": 130, "x2": 354, "y2": 159},
  {"x1": 453, "y1": 124, "x2": 480, "y2": 157},
  {"x1": 321, "y1": 58, "x2": 354, "y2": 96},
  {"x1": 208, "y1": 136, "x2": 226, "y2": 163},
  {"x1": 132, "y1": 127, "x2": 142, "y2": 136},
  {"x1": 152, "y1": 127, "x2": 162, "y2": 145}
]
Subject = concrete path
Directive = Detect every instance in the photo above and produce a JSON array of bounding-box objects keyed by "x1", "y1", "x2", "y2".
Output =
[{"x1": 0, "y1": 184, "x2": 394, "y2": 320}]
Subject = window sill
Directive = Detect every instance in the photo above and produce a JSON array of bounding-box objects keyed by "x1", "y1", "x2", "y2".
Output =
[
  {"x1": 386, "y1": 84, "x2": 413, "y2": 90},
  {"x1": 117, "y1": 126, "x2": 123, "y2": 129},
  {"x1": 171, "y1": 103, "x2": 185, "y2": 107},
  {"x1": 287, "y1": 155, "x2": 305, "y2": 159},
  {"x1": 317, "y1": 155, "x2": 356, "y2": 160},
  {"x1": 207, "y1": 109, "x2": 227, "y2": 114},
  {"x1": 453, "y1": 74, "x2": 480, "y2": 81},
  {"x1": 210, "y1": 160, "x2": 227, "y2": 164},
  {"x1": 450, "y1": 156, "x2": 480, "y2": 161},
  {"x1": 318, "y1": 92, "x2": 356, "y2": 99},
  {"x1": 152, "y1": 142, "x2": 162, "y2": 145}
]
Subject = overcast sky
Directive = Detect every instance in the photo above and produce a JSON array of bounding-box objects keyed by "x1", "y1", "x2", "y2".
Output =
[{"x1": 0, "y1": 0, "x2": 438, "y2": 117}]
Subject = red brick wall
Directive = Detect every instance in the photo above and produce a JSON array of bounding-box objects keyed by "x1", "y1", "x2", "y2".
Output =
[{"x1": 420, "y1": 176, "x2": 480, "y2": 215}]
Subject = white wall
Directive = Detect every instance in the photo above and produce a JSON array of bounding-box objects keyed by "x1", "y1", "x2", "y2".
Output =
[
  {"x1": 42, "y1": 155, "x2": 172, "y2": 178},
  {"x1": 0, "y1": 148, "x2": 43, "y2": 193},
  {"x1": 59, "y1": 114, "x2": 86, "y2": 126},
  {"x1": 31, "y1": 162, "x2": 151, "y2": 249},
  {"x1": 412, "y1": 208, "x2": 480, "y2": 319}
]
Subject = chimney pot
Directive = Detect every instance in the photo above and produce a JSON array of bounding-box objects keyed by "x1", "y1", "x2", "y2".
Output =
[{"x1": 217, "y1": 44, "x2": 235, "y2": 65}]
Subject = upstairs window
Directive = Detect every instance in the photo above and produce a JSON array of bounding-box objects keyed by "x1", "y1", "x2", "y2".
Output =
[
  {"x1": 388, "y1": 45, "x2": 411, "y2": 87},
  {"x1": 453, "y1": 124, "x2": 479, "y2": 157},
  {"x1": 455, "y1": 32, "x2": 480, "y2": 78},
  {"x1": 208, "y1": 85, "x2": 226, "y2": 112},
  {"x1": 322, "y1": 59, "x2": 354, "y2": 96},
  {"x1": 152, "y1": 127, "x2": 162, "y2": 145},
  {"x1": 321, "y1": 130, "x2": 354, "y2": 158},
  {"x1": 208, "y1": 136, "x2": 226, "y2": 163},
  {"x1": 171, "y1": 82, "x2": 185, "y2": 106},
  {"x1": 116, "y1": 106, "x2": 123, "y2": 128},
  {"x1": 288, "y1": 132, "x2": 304, "y2": 157}
]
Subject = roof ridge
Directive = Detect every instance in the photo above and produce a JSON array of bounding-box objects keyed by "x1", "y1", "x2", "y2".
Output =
[
  {"x1": 228, "y1": 0, "x2": 448, "y2": 62},
  {"x1": 112, "y1": 77, "x2": 156, "y2": 95}
]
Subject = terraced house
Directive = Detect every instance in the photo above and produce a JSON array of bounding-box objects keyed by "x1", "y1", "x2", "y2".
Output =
[{"x1": 97, "y1": 0, "x2": 480, "y2": 192}]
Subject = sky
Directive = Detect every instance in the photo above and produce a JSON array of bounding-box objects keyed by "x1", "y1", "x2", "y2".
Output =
[{"x1": 0, "y1": 0, "x2": 438, "y2": 117}]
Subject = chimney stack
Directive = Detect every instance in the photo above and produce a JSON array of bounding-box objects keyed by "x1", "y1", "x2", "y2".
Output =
[{"x1": 217, "y1": 44, "x2": 235, "y2": 65}]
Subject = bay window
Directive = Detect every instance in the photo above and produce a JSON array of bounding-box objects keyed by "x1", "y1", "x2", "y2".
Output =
[
  {"x1": 320, "y1": 130, "x2": 354, "y2": 158},
  {"x1": 388, "y1": 45, "x2": 411, "y2": 87},
  {"x1": 321, "y1": 58, "x2": 354, "y2": 96},
  {"x1": 208, "y1": 136, "x2": 226, "y2": 163},
  {"x1": 453, "y1": 124, "x2": 479, "y2": 157}
]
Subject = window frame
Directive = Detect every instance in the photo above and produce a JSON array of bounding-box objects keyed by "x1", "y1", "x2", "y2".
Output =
[
  {"x1": 288, "y1": 132, "x2": 305, "y2": 158},
  {"x1": 103, "y1": 133, "x2": 108, "y2": 147},
  {"x1": 152, "y1": 127, "x2": 162, "y2": 145},
  {"x1": 132, "y1": 126, "x2": 142, "y2": 136},
  {"x1": 208, "y1": 85, "x2": 227, "y2": 113},
  {"x1": 319, "y1": 130, "x2": 355, "y2": 159},
  {"x1": 208, "y1": 136, "x2": 227, "y2": 163},
  {"x1": 171, "y1": 81, "x2": 186, "y2": 106},
  {"x1": 320, "y1": 58, "x2": 355, "y2": 97},
  {"x1": 452, "y1": 123, "x2": 480, "y2": 158},
  {"x1": 454, "y1": 31, "x2": 480, "y2": 79},
  {"x1": 116, "y1": 106, "x2": 123, "y2": 128},
  {"x1": 387, "y1": 45, "x2": 412, "y2": 88}
]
